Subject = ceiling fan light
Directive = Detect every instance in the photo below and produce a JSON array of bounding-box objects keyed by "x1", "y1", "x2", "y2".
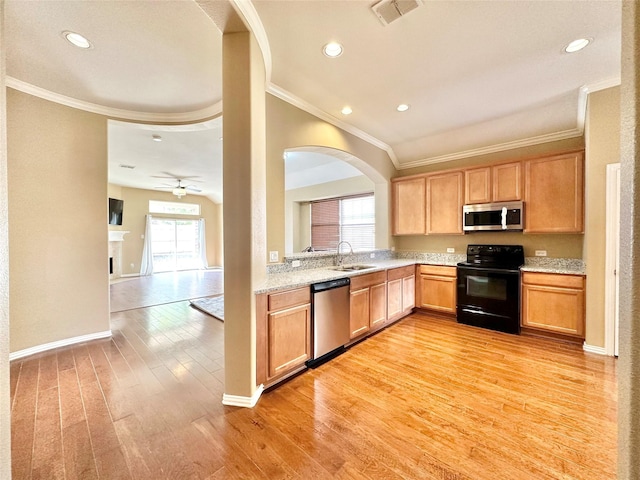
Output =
[{"x1": 173, "y1": 188, "x2": 186, "y2": 197}]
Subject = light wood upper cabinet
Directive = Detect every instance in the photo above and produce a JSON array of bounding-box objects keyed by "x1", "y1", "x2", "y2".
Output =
[
  {"x1": 416, "y1": 265, "x2": 457, "y2": 314},
  {"x1": 493, "y1": 162, "x2": 522, "y2": 202},
  {"x1": 392, "y1": 177, "x2": 426, "y2": 235},
  {"x1": 465, "y1": 162, "x2": 522, "y2": 205},
  {"x1": 521, "y1": 272, "x2": 585, "y2": 338},
  {"x1": 465, "y1": 167, "x2": 492, "y2": 204},
  {"x1": 426, "y1": 171, "x2": 464, "y2": 235},
  {"x1": 524, "y1": 152, "x2": 584, "y2": 233}
]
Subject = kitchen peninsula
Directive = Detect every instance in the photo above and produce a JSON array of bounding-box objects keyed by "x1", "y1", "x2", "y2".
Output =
[{"x1": 255, "y1": 249, "x2": 585, "y2": 389}]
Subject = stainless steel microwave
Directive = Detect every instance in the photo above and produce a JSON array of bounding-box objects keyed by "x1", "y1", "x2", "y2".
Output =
[{"x1": 463, "y1": 201, "x2": 524, "y2": 232}]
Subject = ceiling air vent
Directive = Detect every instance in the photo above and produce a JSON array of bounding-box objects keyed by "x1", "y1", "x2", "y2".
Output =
[{"x1": 371, "y1": 0, "x2": 423, "y2": 26}]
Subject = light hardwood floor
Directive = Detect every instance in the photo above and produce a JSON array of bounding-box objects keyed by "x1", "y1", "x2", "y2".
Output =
[{"x1": 11, "y1": 303, "x2": 616, "y2": 479}]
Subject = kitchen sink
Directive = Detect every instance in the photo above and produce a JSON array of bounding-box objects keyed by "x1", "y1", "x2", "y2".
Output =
[{"x1": 331, "y1": 264, "x2": 377, "y2": 272}]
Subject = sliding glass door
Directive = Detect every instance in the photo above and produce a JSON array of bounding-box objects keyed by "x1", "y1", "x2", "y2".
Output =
[{"x1": 150, "y1": 218, "x2": 202, "y2": 272}]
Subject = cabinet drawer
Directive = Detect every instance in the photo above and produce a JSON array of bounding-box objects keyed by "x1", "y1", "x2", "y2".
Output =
[
  {"x1": 522, "y1": 272, "x2": 584, "y2": 289},
  {"x1": 387, "y1": 265, "x2": 415, "y2": 281},
  {"x1": 350, "y1": 271, "x2": 387, "y2": 291},
  {"x1": 419, "y1": 265, "x2": 456, "y2": 278},
  {"x1": 268, "y1": 287, "x2": 311, "y2": 312}
]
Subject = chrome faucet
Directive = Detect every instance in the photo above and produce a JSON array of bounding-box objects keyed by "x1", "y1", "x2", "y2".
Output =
[{"x1": 336, "y1": 241, "x2": 353, "y2": 266}]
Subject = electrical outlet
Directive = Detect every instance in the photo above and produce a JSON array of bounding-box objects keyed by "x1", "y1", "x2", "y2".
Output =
[
  {"x1": 535, "y1": 250, "x2": 547, "y2": 257},
  {"x1": 269, "y1": 251, "x2": 279, "y2": 262},
  {"x1": 130, "y1": 263, "x2": 134, "y2": 269},
  {"x1": 292, "y1": 260, "x2": 301, "y2": 268},
  {"x1": 370, "y1": 253, "x2": 375, "y2": 258},
  {"x1": 447, "y1": 247, "x2": 455, "y2": 253}
]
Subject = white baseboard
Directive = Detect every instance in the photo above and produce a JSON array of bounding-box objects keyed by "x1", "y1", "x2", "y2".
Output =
[
  {"x1": 9, "y1": 330, "x2": 113, "y2": 361},
  {"x1": 222, "y1": 384, "x2": 264, "y2": 408},
  {"x1": 583, "y1": 343, "x2": 608, "y2": 356},
  {"x1": 120, "y1": 273, "x2": 140, "y2": 278}
]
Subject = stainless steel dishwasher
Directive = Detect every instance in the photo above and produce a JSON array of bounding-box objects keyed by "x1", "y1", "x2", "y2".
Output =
[{"x1": 306, "y1": 277, "x2": 351, "y2": 368}]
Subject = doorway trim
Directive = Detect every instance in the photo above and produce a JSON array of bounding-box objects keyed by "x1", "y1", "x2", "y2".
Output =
[{"x1": 604, "y1": 162, "x2": 620, "y2": 356}]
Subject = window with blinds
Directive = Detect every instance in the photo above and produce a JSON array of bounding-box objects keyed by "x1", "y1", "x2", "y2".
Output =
[{"x1": 310, "y1": 194, "x2": 375, "y2": 251}]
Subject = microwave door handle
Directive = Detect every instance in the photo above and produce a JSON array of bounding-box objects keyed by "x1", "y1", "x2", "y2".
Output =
[{"x1": 501, "y1": 207, "x2": 507, "y2": 230}]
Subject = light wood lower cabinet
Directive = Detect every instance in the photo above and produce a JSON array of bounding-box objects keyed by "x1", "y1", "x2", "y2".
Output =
[
  {"x1": 349, "y1": 271, "x2": 387, "y2": 339},
  {"x1": 521, "y1": 272, "x2": 585, "y2": 338},
  {"x1": 256, "y1": 286, "x2": 311, "y2": 386},
  {"x1": 387, "y1": 265, "x2": 416, "y2": 322},
  {"x1": 349, "y1": 287, "x2": 370, "y2": 338},
  {"x1": 416, "y1": 265, "x2": 457, "y2": 314}
]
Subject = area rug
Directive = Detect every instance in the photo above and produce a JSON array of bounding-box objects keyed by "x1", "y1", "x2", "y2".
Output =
[{"x1": 190, "y1": 295, "x2": 224, "y2": 322}]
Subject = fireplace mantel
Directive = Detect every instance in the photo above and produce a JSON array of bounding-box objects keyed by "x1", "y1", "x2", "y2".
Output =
[{"x1": 108, "y1": 231, "x2": 130, "y2": 242}]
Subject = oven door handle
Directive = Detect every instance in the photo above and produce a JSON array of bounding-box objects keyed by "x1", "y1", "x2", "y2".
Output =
[{"x1": 457, "y1": 265, "x2": 521, "y2": 275}]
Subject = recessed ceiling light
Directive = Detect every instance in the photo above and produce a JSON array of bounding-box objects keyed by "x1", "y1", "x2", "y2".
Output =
[
  {"x1": 152, "y1": 134, "x2": 162, "y2": 142},
  {"x1": 341, "y1": 106, "x2": 353, "y2": 115},
  {"x1": 397, "y1": 104, "x2": 410, "y2": 112},
  {"x1": 564, "y1": 38, "x2": 591, "y2": 53},
  {"x1": 62, "y1": 31, "x2": 92, "y2": 49},
  {"x1": 323, "y1": 42, "x2": 343, "y2": 58}
]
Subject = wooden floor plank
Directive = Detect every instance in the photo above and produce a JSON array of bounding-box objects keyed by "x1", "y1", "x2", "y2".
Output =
[{"x1": 10, "y1": 277, "x2": 617, "y2": 480}]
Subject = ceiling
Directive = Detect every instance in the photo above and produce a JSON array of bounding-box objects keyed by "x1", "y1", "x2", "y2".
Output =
[{"x1": 5, "y1": 0, "x2": 622, "y2": 202}]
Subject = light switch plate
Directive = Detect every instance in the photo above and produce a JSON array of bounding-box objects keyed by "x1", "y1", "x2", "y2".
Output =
[
  {"x1": 446, "y1": 248, "x2": 455, "y2": 253},
  {"x1": 269, "y1": 251, "x2": 279, "y2": 262},
  {"x1": 535, "y1": 250, "x2": 547, "y2": 257},
  {"x1": 292, "y1": 260, "x2": 301, "y2": 268}
]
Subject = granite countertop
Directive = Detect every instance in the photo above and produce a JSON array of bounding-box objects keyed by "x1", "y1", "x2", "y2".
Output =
[
  {"x1": 255, "y1": 252, "x2": 586, "y2": 294},
  {"x1": 520, "y1": 258, "x2": 585, "y2": 275},
  {"x1": 255, "y1": 259, "x2": 418, "y2": 294}
]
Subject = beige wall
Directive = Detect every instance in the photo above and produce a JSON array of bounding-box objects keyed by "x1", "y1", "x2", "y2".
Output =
[
  {"x1": 285, "y1": 175, "x2": 374, "y2": 254},
  {"x1": 109, "y1": 185, "x2": 223, "y2": 274},
  {"x1": 584, "y1": 86, "x2": 621, "y2": 348},
  {"x1": 266, "y1": 95, "x2": 396, "y2": 261},
  {"x1": 394, "y1": 137, "x2": 586, "y2": 258},
  {"x1": 396, "y1": 232, "x2": 583, "y2": 258},
  {"x1": 7, "y1": 88, "x2": 110, "y2": 352}
]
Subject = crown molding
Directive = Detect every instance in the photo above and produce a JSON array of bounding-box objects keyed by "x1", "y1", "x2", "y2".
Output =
[
  {"x1": 266, "y1": 83, "x2": 400, "y2": 169},
  {"x1": 584, "y1": 77, "x2": 621, "y2": 93},
  {"x1": 6, "y1": 77, "x2": 222, "y2": 123},
  {"x1": 398, "y1": 128, "x2": 584, "y2": 170}
]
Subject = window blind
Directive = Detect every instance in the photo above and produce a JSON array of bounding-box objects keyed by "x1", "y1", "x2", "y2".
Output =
[{"x1": 311, "y1": 194, "x2": 375, "y2": 251}]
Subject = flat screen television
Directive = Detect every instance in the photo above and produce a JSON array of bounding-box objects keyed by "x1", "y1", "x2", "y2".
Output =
[{"x1": 108, "y1": 198, "x2": 124, "y2": 225}]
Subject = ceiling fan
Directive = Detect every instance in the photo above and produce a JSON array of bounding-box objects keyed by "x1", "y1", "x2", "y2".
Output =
[{"x1": 153, "y1": 174, "x2": 202, "y2": 198}]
